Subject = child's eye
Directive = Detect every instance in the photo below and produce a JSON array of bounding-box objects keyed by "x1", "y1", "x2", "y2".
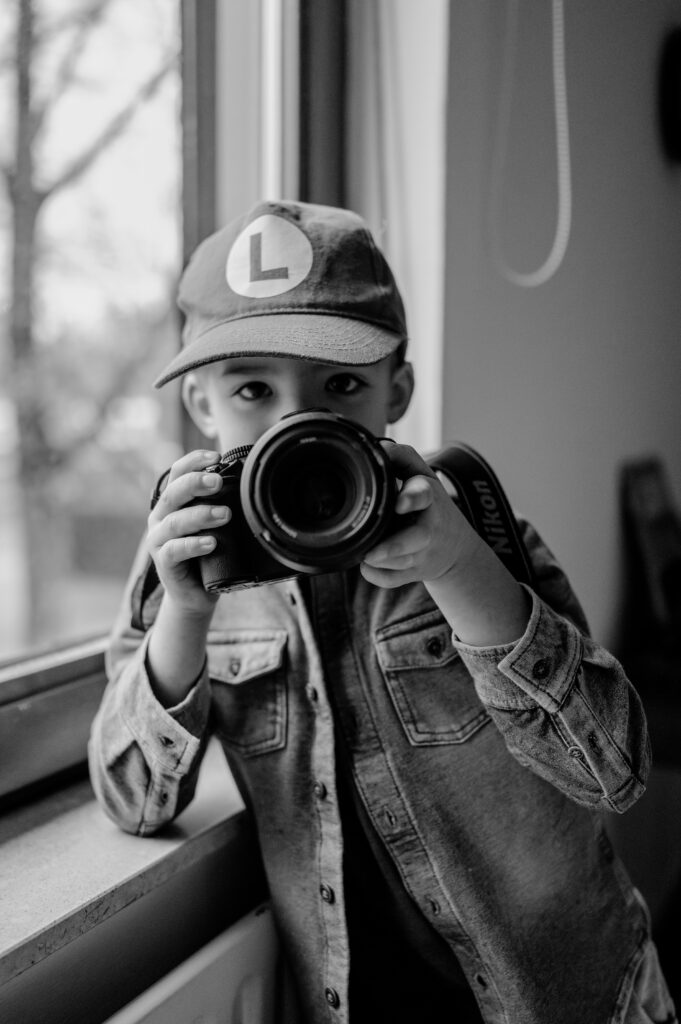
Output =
[
  {"x1": 326, "y1": 374, "x2": 364, "y2": 395},
  {"x1": 235, "y1": 381, "x2": 272, "y2": 401}
]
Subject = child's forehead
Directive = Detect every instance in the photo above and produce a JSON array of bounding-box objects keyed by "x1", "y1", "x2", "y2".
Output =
[{"x1": 204, "y1": 355, "x2": 369, "y2": 377}]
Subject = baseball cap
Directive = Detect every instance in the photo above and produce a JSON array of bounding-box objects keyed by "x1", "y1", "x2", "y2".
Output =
[{"x1": 154, "y1": 199, "x2": 408, "y2": 388}]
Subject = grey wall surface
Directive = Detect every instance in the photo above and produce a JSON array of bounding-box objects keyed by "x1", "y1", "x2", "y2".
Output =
[{"x1": 444, "y1": 1, "x2": 681, "y2": 647}]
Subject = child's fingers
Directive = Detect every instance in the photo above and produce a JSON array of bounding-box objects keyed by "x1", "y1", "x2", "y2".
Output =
[
  {"x1": 150, "y1": 466, "x2": 224, "y2": 524},
  {"x1": 151, "y1": 502, "x2": 231, "y2": 547},
  {"x1": 364, "y1": 521, "x2": 431, "y2": 567},
  {"x1": 395, "y1": 474, "x2": 434, "y2": 515},
  {"x1": 366, "y1": 552, "x2": 416, "y2": 571},
  {"x1": 166, "y1": 449, "x2": 221, "y2": 486},
  {"x1": 160, "y1": 534, "x2": 218, "y2": 569},
  {"x1": 360, "y1": 561, "x2": 418, "y2": 589},
  {"x1": 380, "y1": 441, "x2": 434, "y2": 480}
]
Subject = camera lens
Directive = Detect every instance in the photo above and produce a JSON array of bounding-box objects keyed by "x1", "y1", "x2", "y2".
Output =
[
  {"x1": 268, "y1": 444, "x2": 359, "y2": 531},
  {"x1": 241, "y1": 411, "x2": 395, "y2": 573}
]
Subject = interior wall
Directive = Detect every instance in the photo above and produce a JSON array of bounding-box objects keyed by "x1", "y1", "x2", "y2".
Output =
[{"x1": 443, "y1": 1, "x2": 681, "y2": 647}]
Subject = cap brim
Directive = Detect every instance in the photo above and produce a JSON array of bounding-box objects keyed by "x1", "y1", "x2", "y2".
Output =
[{"x1": 154, "y1": 313, "x2": 405, "y2": 388}]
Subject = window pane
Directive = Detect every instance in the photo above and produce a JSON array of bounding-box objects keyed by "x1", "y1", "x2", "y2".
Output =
[{"x1": 0, "y1": 0, "x2": 183, "y2": 663}]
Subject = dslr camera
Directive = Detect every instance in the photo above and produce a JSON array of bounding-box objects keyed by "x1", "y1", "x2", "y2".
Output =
[{"x1": 196, "y1": 409, "x2": 398, "y2": 593}]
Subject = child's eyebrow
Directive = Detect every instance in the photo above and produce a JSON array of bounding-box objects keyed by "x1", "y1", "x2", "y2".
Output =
[{"x1": 219, "y1": 361, "x2": 272, "y2": 376}]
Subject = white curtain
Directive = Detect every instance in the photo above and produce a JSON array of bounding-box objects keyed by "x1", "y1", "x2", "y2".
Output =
[{"x1": 345, "y1": 0, "x2": 449, "y2": 452}]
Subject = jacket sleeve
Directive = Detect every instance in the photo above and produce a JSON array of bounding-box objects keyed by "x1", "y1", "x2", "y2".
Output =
[
  {"x1": 88, "y1": 536, "x2": 212, "y2": 836},
  {"x1": 452, "y1": 517, "x2": 651, "y2": 813}
]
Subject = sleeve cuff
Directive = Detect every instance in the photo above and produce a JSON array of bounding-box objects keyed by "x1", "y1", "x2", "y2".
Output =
[
  {"x1": 117, "y1": 633, "x2": 212, "y2": 773},
  {"x1": 453, "y1": 584, "x2": 584, "y2": 713}
]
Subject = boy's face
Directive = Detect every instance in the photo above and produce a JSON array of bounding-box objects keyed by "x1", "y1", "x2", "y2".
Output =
[{"x1": 183, "y1": 354, "x2": 414, "y2": 451}]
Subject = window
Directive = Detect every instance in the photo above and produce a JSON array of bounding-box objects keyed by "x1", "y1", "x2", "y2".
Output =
[
  {"x1": 0, "y1": 0, "x2": 448, "y2": 803},
  {"x1": 0, "y1": 0, "x2": 183, "y2": 665}
]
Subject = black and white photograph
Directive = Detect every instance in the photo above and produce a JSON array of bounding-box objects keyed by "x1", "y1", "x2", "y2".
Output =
[{"x1": 0, "y1": 2, "x2": 680, "y2": 1022}]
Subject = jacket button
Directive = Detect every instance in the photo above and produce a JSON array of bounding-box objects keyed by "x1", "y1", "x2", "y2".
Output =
[
  {"x1": 313, "y1": 781, "x2": 327, "y2": 800},
  {"x1": 325, "y1": 988, "x2": 340, "y2": 1008},
  {"x1": 532, "y1": 658, "x2": 550, "y2": 680},
  {"x1": 305, "y1": 685, "x2": 319, "y2": 703},
  {"x1": 159, "y1": 735, "x2": 174, "y2": 747},
  {"x1": 320, "y1": 884, "x2": 335, "y2": 904},
  {"x1": 426, "y1": 635, "x2": 444, "y2": 658},
  {"x1": 228, "y1": 658, "x2": 241, "y2": 677}
]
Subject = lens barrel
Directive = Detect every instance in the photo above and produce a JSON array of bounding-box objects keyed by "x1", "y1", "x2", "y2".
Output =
[{"x1": 241, "y1": 410, "x2": 395, "y2": 573}]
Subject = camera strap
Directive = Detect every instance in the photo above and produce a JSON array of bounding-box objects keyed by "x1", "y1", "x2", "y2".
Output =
[{"x1": 427, "y1": 443, "x2": 536, "y2": 589}]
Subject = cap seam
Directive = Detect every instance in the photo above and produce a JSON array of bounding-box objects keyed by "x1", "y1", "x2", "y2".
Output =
[{"x1": 361, "y1": 224, "x2": 383, "y2": 289}]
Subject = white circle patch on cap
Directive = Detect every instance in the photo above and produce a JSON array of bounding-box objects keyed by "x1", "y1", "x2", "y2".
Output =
[{"x1": 226, "y1": 214, "x2": 314, "y2": 298}]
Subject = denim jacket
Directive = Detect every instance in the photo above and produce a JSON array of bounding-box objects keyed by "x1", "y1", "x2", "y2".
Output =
[{"x1": 88, "y1": 518, "x2": 676, "y2": 1024}]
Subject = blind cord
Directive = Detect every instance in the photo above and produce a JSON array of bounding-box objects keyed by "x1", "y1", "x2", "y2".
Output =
[{"x1": 488, "y1": 0, "x2": 572, "y2": 288}]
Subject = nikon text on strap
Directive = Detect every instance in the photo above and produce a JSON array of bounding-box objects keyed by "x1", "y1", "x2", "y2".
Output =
[{"x1": 427, "y1": 443, "x2": 536, "y2": 589}]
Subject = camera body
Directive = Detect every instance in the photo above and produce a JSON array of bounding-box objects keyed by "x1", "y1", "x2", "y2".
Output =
[{"x1": 198, "y1": 410, "x2": 397, "y2": 593}]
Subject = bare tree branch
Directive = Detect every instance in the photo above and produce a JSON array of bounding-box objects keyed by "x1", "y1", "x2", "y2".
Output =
[
  {"x1": 30, "y1": 0, "x2": 113, "y2": 141},
  {"x1": 56, "y1": 355, "x2": 155, "y2": 463},
  {"x1": 40, "y1": 51, "x2": 178, "y2": 201},
  {"x1": 31, "y1": 0, "x2": 112, "y2": 51},
  {"x1": 0, "y1": 163, "x2": 13, "y2": 193},
  {"x1": 0, "y1": 50, "x2": 15, "y2": 75}
]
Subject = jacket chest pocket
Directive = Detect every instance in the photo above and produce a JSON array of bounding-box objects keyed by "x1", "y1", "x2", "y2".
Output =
[
  {"x1": 207, "y1": 629, "x2": 288, "y2": 758},
  {"x1": 375, "y1": 611, "x2": 489, "y2": 746}
]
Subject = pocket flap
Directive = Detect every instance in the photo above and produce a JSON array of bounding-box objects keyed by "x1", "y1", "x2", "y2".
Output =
[
  {"x1": 207, "y1": 629, "x2": 287, "y2": 684},
  {"x1": 375, "y1": 611, "x2": 458, "y2": 672}
]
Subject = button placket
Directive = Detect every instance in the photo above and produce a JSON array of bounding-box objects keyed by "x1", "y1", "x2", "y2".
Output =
[
  {"x1": 297, "y1": 634, "x2": 348, "y2": 1020},
  {"x1": 325, "y1": 987, "x2": 340, "y2": 1009},
  {"x1": 320, "y1": 883, "x2": 335, "y2": 904}
]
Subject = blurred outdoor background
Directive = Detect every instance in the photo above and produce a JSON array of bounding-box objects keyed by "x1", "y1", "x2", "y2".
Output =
[{"x1": 0, "y1": 0, "x2": 183, "y2": 662}]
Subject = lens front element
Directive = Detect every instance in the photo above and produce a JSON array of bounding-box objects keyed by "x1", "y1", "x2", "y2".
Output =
[{"x1": 268, "y1": 442, "x2": 360, "y2": 533}]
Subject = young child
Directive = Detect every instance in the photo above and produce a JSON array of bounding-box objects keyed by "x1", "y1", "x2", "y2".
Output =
[{"x1": 89, "y1": 200, "x2": 675, "y2": 1024}]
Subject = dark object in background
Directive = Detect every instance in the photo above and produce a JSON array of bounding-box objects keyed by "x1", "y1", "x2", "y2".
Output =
[
  {"x1": 619, "y1": 455, "x2": 681, "y2": 766},
  {"x1": 616, "y1": 455, "x2": 681, "y2": 1012},
  {"x1": 658, "y1": 26, "x2": 681, "y2": 162},
  {"x1": 621, "y1": 456, "x2": 681, "y2": 655}
]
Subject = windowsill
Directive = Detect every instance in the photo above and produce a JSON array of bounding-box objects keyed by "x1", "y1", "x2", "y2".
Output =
[{"x1": 0, "y1": 739, "x2": 247, "y2": 988}]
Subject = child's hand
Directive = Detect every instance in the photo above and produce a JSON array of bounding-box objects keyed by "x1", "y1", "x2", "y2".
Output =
[
  {"x1": 146, "y1": 449, "x2": 231, "y2": 616},
  {"x1": 361, "y1": 443, "x2": 480, "y2": 589},
  {"x1": 362, "y1": 443, "x2": 531, "y2": 645}
]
